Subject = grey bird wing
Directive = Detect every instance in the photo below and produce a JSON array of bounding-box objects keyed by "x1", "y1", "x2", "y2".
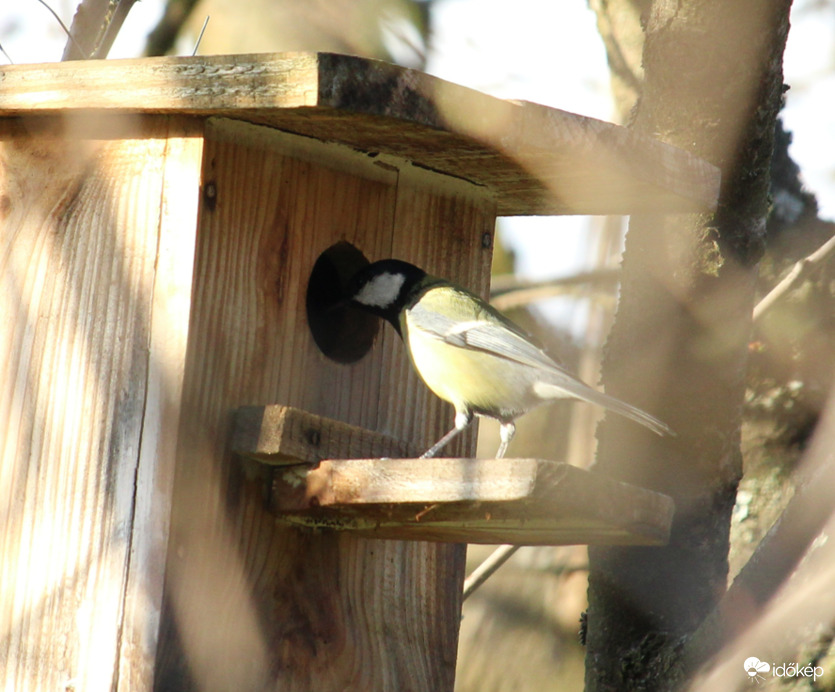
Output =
[{"x1": 408, "y1": 297, "x2": 568, "y2": 375}]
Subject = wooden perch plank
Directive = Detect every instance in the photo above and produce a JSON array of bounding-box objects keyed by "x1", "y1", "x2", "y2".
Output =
[
  {"x1": 0, "y1": 52, "x2": 720, "y2": 216},
  {"x1": 231, "y1": 404, "x2": 417, "y2": 465},
  {"x1": 271, "y1": 458, "x2": 675, "y2": 547}
]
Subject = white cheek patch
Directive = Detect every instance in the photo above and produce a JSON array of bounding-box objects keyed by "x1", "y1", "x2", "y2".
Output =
[{"x1": 354, "y1": 272, "x2": 406, "y2": 308}]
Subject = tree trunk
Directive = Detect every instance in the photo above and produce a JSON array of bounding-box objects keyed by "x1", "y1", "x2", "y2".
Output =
[{"x1": 585, "y1": 1, "x2": 793, "y2": 689}]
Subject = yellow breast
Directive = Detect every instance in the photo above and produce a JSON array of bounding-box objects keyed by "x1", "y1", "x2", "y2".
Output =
[{"x1": 402, "y1": 307, "x2": 536, "y2": 418}]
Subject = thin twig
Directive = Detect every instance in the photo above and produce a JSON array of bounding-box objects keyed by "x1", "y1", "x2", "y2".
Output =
[
  {"x1": 462, "y1": 545, "x2": 521, "y2": 600},
  {"x1": 752, "y1": 232, "x2": 835, "y2": 322},
  {"x1": 490, "y1": 268, "x2": 621, "y2": 311},
  {"x1": 192, "y1": 15, "x2": 210, "y2": 56},
  {"x1": 35, "y1": 0, "x2": 89, "y2": 59},
  {"x1": 0, "y1": 41, "x2": 13, "y2": 64}
]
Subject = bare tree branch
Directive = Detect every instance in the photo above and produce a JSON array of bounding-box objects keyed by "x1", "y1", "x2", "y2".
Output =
[
  {"x1": 92, "y1": 0, "x2": 140, "y2": 58},
  {"x1": 753, "y1": 232, "x2": 835, "y2": 322},
  {"x1": 61, "y1": 0, "x2": 139, "y2": 60},
  {"x1": 489, "y1": 268, "x2": 621, "y2": 311},
  {"x1": 61, "y1": 0, "x2": 110, "y2": 60},
  {"x1": 462, "y1": 545, "x2": 521, "y2": 600}
]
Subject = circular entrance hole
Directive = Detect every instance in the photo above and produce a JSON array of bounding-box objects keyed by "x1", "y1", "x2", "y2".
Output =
[{"x1": 306, "y1": 242, "x2": 379, "y2": 363}]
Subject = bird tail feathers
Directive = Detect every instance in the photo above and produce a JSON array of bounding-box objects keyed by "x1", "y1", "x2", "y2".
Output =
[{"x1": 535, "y1": 381, "x2": 673, "y2": 436}]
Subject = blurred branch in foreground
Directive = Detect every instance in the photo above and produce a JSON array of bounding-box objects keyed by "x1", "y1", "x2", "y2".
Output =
[
  {"x1": 490, "y1": 268, "x2": 621, "y2": 311},
  {"x1": 688, "y1": 383, "x2": 835, "y2": 688},
  {"x1": 585, "y1": 1, "x2": 793, "y2": 689},
  {"x1": 143, "y1": 0, "x2": 430, "y2": 65}
]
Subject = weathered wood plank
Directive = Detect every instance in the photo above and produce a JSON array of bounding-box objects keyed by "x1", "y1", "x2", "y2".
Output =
[
  {"x1": 0, "y1": 116, "x2": 202, "y2": 692},
  {"x1": 117, "y1": 121, "x2": 205, "y2": 692},
  {"x1": 271, "y1": 458, "x2": 674, "y2": 546},
  {"x1": 0, "y1": 52, "x2": 720, "y2": 216},
  {"x1": 231, "y1": 404, "x2": 418, "y2": 465}
]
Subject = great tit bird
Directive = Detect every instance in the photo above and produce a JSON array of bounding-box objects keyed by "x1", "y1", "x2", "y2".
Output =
[{"x1": 348, "y1": 259, "x2": 672, "y2": 459}]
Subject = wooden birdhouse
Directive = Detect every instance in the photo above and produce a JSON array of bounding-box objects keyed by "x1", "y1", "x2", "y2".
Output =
[{"x1": 0, "y1": 53, "x2": 718, "y2": 691}]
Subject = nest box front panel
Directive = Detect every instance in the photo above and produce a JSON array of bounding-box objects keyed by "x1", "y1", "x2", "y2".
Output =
[{"x1": 158, "y1": 119, "x2": 496, "y2": 691}]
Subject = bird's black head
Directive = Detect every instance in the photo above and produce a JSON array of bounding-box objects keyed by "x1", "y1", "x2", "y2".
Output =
[{"x1": 348, "y1": 259, "x2": 428, "y2": 329}]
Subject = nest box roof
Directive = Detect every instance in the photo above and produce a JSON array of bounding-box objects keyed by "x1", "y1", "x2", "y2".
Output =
[{"x1": 0, "y1": 52, "x2": 720, "y2": 216}]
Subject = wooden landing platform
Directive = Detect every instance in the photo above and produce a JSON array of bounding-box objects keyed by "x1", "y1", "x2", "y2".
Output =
[{"x1": 233, "y1": 406, "x2": 674, "y2": 546}]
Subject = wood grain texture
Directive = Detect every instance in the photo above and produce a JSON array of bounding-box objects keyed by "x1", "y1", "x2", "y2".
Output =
[
  {"x1": 231, "y1": 404, "x2": 419, "y2": 465},
  {"x1": 118, "y1": 124, "x2": 205, "y2": 692},
  {"x1": 0, "y1": 117, "x2": 203, "y2": 692},
  {"x1": 0, "y1": 52, "x2": 720, "y2": 215},
  {"x1": 271, "y1": 458, "x2": 674, "y2": 546},
  {"x1": 155, "y1": 119, "x2": 494, "y2": 691}
]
